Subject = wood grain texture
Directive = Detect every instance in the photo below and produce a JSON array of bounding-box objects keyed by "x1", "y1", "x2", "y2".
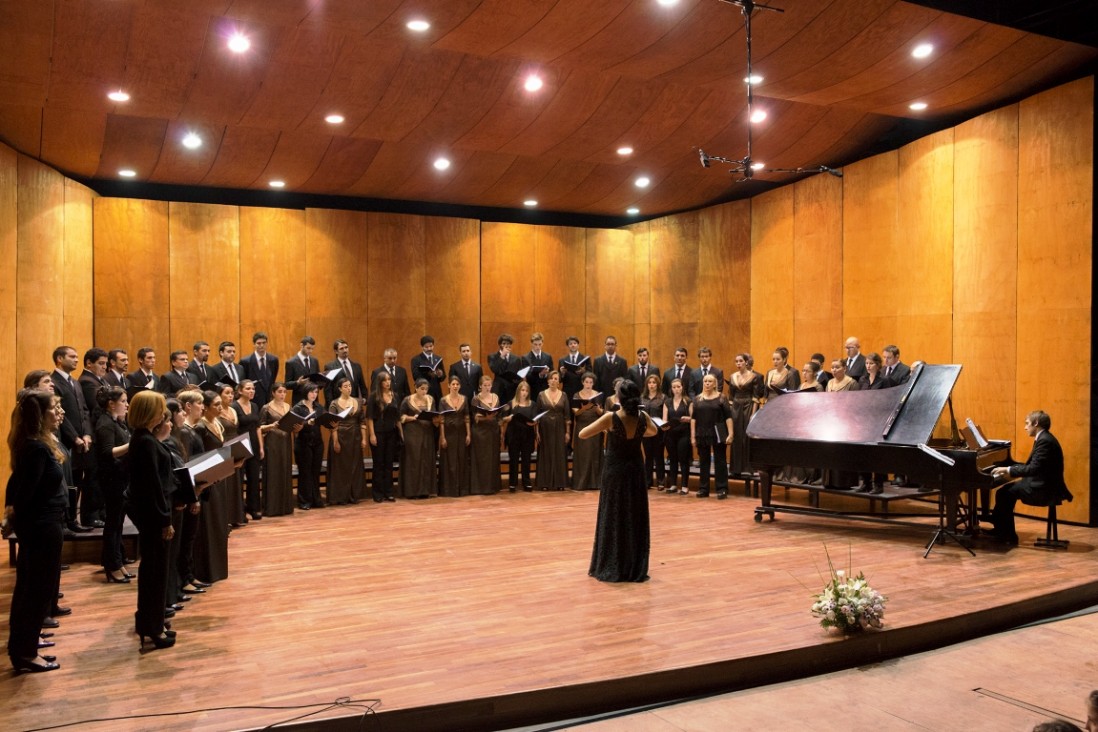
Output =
[
  {"x1": 304, "y1": 208, "x2": 370, "y2": 361},
  {"x1": 792, "y1": 173, "x2": 843, "y2": 368},
  {"x1": 750, "y1": 187, "x2": 795, "y2": 365},
  {"x1": 0, "y1": 145, "x2": 16, "y2": 475},
  {"x1": 647, "y1": 213, "x2": 699, "y2": 366},
  {"x1": 366, "y1": 212, "x2": 427, "y2": 366},
  {"x1": 239, "y1": 206, "x2": 306, "y2": 359},
  {"x1": 480, "y1": 222, "x2": 537, "y2": 360},
  {"x1": 698, "y1": 201, "x2": 750, "y2": 365},
  {"x1": 62, "y1": 179, "x2": 95, "y2": 349},
  {"x1": 424, "y1": 215, "x2": 481, "y2": 364},
  {"x1": 586, "y1": 228, "x2": 635, "y2": 358}
]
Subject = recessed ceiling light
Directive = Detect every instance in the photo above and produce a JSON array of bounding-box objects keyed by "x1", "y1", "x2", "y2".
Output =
[
  {"x1": 912, "y1": 43, "x2": 933, "y2": 59},
  {"x1": 433, "y1": 157, "x2": 451, "y2": 171},
  {"x1": 616, "y1": 146, "x2": 634, "y2": 156},
  {"x1": 269, "y1": 180, "x2": 285, "y2": 188},
  {"x1": 108, "y1": 90, "x2": 130, "y2": 103},
  {"x1": 626, "y1": 207, "x2": 640, "y2": 215},
  {"x1": 227, "y1": 32, "x2": 250, "y2": 54},
  {"x1": 750, "y1": 109, "x2": 767, "y2": 124},
  {"x1": 909, "y1": 101, "x2": 928, "y2": 111},
  {"x1": 118, "y1": 169, "x2": 136, "y2": 178},
  {"x1": 656, "y1": 0, "x2": 679, "y2": 6},
  {"x1": 181, "y1": 132, "x2": 202, "y2": 150},
  {"x1": 744, "y1": 75, "x2": 764, "y2": 85},
  {"x1": 524, "y1": 75, "x2": 543, "y2": 92},
  {"x1": 635, "y1": 176, "x2": 650, "y2": 188},
  {"x1": 406, "y1": 19, "x2": 430, "y2": 32},
  {"x1": 523, "y1": 199, "x2": 538, "y2": 207},
  {"x1": 751, "y1": 162, "x2": 765, "y2": 170},
  {"x1": 324, "y1": 113, "x2": 345, "y2": 124}
]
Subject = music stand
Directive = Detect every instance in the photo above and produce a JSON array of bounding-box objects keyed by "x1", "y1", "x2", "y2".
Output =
[{"x1": 919, "y1": 443, "x2": 974, "y2": 558}]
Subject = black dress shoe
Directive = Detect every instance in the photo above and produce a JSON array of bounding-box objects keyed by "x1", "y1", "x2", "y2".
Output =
[
  {"x1": 38, "y1": 640, "x2": 55, "y2": 649},
  {"x1": 122, "y1": 557, "x2": 137, "y2": 565},
  {"x1": 175, "y1": 595, "x2": 191, "y2": 603},
  {"x1": 66, "y1": 522, "x2": 93, "y2": 533},
  {"x1": 40, "y1": 654, "x2": 57, "y2": 663},
  {"x1": 51, "y1": 606, "x2": 72, "y2": 617},
  {"x1": 385, "y1": 496, "x2": 396, "y2": 502},
  {"x1": 41, "y1": 617, "x2": 59, "y2": 629},
  {"x1": 696, "y1": 489, "x2": 710, "y2": 498},
  {"x1": 60, "y1": 564, "x2": 70, "y2": 571},
  {"x1": 190, "y1": 579, "x2": 212, "y2": 588},
  {"x1": 163, "y1": 608, "x2": 176, "y2": 619},
  {"x1": 90, "y1": 519, "x2": 105, "y2": 529},
  {"x1": 181, "y1": 585, "x2": 206, "y2": 594},
  {"x1": 717, "y1": 490, "x2": 728, "y2": 500},
  {"x1": 297, "y1": 503, "x2": 311, "y2": 510},
  {"x1": 56, "y1": 592, "x2": 64, "y2": 599},
  {"x1": 39, "y1": 632, "x2": 54, "y2": 639},
  {"x1": 12, "y1": 657, "x2": 60, "y2": 674},
  {"x1": 168, "y1": 603, "x2": 184, "y2": 611}
]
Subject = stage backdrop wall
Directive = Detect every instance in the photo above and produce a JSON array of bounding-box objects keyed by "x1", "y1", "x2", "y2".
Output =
[{"x1": 0, "y1": 77, "x2": 1091, "y2": 524}]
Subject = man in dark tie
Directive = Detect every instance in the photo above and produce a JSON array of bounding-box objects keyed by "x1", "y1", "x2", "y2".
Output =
[
  {"x1": 488, "y1": 333, "x2": 523, "y2": 404},
  {"x1": 627, "y1": 347, "x2": 660, "y2": 390},
  {"x1": 105, "y1": 349, "x2": 130, "y2": 390},
  {"x1": 129, "y1": 347, "x2": 159, "y2": 394},
  {"x1": 593, "y1": 335, "x2": 629, "y2": 396},
  {"x1": 988, "y1": 410, "x2": 1072, "y2": 545},
  {"x1": 52, "y1": 345, "x2": 95, "y2": 532},
  {"x1": 209, "y1": 341, "x2": 243, "y2": 388},
  {"x1": 371, "y1": 348, "x2": 411, "y2": 403},
  {"x1": 78, "y1": 347, "x2": 110, "y2": 424},
  {"x1": 160, "y1": 350, "x2": 198, "y2": 395},
  {"x1": 523, "y1": 332, "x2": 553, "y2": 401},
  {"x1": 689, "y1": 346, "x2": 724, "y2": 397},
  {"x1": 284, "y1": 335, "x2": 319, "y2": 402},
  {"x1": 186, "y1": 340, "x2": 212, "y2": 386},
  {"x1": 410, "y1": 335, "x2": 446, "y2": 402},
  {"x1": 811, "y1": 352, "x2": 832, "y2": 389},
  {"x1": 240, "y1": 331, "x2": 279, "y2": 405},
  {"x1": 557, "y1": 336, "x2": 588, "y2": 399},
  {"x1": 448, "y1": 343, "x2": 483, "y2": 400},
  {"x1": 881, "y1": 345, "x2": 910, "y2": 386},
  {"x1": 843, "y1": 337, "x2": 867, "y2": 381},
  {"x1": 662, "y1": 347, "x2": 693, "y2": 396},
  {"x1": 324, "y1": 338, "x2": 368, "y2": 402}
]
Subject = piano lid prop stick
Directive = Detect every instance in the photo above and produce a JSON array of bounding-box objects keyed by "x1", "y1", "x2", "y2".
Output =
[{"x1": 881, "y1": 362, "x2": 924, "y2": 439}]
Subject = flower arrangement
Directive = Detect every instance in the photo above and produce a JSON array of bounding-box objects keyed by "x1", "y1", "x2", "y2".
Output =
[{"x1": 810, "y1": 546, "x2": 887, "y2": 633}]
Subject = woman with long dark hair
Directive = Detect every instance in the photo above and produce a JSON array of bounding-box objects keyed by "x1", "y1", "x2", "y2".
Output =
[
  {"x1": 258, "y1": 382, "x2": 296, "y2": 516},
  {"x1": 292, "y1": 383, "x2": 324, "y2": 509},
  {"x1": 398, "y1": 378, "x2": 439, "y2": 499},
  {"x1": 662, "y1": 378, "x2": 692, "y2": 495},
  {"x1": 95, "y1": 386, "x2": 131, "y2": 584},
  {"x1": 367, "y1": 372, "x2": 401, "y2": 503}
]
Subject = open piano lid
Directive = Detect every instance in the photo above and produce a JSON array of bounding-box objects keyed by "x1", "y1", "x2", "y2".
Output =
[{"x1": 746, "y1": 364, "x2": 962, "y2": 446}]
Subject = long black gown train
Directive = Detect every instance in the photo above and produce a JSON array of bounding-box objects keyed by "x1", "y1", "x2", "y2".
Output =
[{"x1": 588, "y1": 412, "x2": 650, "y2": 583}]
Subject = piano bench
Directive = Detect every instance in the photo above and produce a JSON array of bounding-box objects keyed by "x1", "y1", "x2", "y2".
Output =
[{"x1": 1025, "y1": 501, "x2": 1069, "y2": 550}]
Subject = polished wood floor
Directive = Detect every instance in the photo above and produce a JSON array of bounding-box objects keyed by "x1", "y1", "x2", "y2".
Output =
[{"x1": 1, "y1": 485, "x2": 1095, "y2": 732}]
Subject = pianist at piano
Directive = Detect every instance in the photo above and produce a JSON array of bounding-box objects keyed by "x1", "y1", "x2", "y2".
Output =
[{"x1": 988, "y1": 411, "x2": 1072, "y2": 545}]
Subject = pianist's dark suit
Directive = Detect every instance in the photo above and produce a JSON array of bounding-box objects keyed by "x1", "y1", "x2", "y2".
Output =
[{"x1": 991, "y1": 430, "x2": 1072, "y2": 543}]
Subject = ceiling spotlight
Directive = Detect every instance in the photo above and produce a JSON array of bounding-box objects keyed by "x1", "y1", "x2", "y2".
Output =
[
  {"x1": 406, "y1": 19, "x2": 430, "y2": 32},
  {"x1": 744, "y1": 75, "x2": 763, "y2": 85},
  {"x1": 616, "y1": 146, "x2": 634, "y2": 156},
  {"x1": 909, "y1": 101, "x2": 928, "y2": 111},
  {"x1": 524, "y1": 75, "x2": 543, "y2": 92},
  {"x1": 433, "y1": 157, "x2": 451, "y2": 171},
  {"x1": 108, "y1": 90, "x2": 130, "y2": 102},
  {"x1": 912, "y1": 43, "x2": 933, "y2": 59},
  {"x1": 523, "y1": 199, "x2": 538, "y2": 207},
  {"x1": 749, "y1": 109, "x2": 767, "y2": 124},
  {"x1": 751, "y1": 162, "x2": 765, "y2": 170},
  {"x1": 656, "y1": 0, "x2": 679, "y2": 6},
  {"x1": 269, "y1": 180, "x2": 285, "y2": 188},
  {"x1": 181, "y1": 132, "x2": 202, "y2": 149},
  {"x1": 626, "y1": 207, "x2": 640, "y2": 215},
  {"x1": 118, "y1": 169, "x2": 136, "y2": 178},
  {"x1": 227, "y1": 32, "x2": 251, "y2": 54},
  {"x1": 324, "y1": 113, "x2": 345, "y2": 124},
  {"x1": 635, "y1": 176, "x2": 650, "y2": 188}
]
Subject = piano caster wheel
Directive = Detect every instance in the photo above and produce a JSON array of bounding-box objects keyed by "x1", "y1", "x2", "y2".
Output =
[{"x1": 754, "y1": 512, "x2": 763, "y2": 523}]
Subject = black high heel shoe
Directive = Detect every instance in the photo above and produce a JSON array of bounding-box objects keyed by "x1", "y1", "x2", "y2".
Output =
[
  {"x1": 136, "y1": 632, "x2": 176, "y2": 650},
  {"x1": 11, "y1": 656, "x2": 60, "y2": 674},
  {"x1": 105, "y1": 570, "x2": 130, "y2": 584}
]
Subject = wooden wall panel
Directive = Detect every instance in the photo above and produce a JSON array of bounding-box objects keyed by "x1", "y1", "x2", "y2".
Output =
[
  {"x1": 92, "y1": 198, "x2": 170, "y2": 358},
  {"x1": 698, "y1": 200, "x2": 750, "y2": 368},
  {"x1": 16, "y1": 156, "x2": 65, "y2": 376},
  {"x1": 480, "y1": 222, "x2": 536, "y2": 362},
  {"x1": 647, "y1": 213, "x2": 699, "y2": 367},
  {"x1": 792, "y1": 173, "x2": 843, "y2": 369},
  {"x1": 1017, "y1": 77, "x2": 1092, "y2": 522},
  {"x1": 0, "y1": 145, "x2": 16, "y2": 474},
  {"x1": 239, "y1": 206, "x2": 306, "y2": 360},
  {"x1": 424, "y1": 215, "x2": 481, "y2": 367},
  {"x1": 169, "y1": 202, "x2": 240, "y2": 360},
  {"x1": 534, "y1": 225, "x2": 586, "y2": 361},
  {"x1": 952, "y1": 106, "x2": 1019, "y2": 448},
  {"x1": 366, "y1": 212, "x2": 426, "y2": 370},
  {"x1": 62, "y1": 179, "x2": 95, "y2": 349},
  {"x1": 304, "y1": 208, "x2": 370, "y2": 366},
  {"x1": 750, "y1": 186, "x2": 795, "y2": 367},
  {"x1": 586, "y1": 228, "x2": 635, "y2": 360}
]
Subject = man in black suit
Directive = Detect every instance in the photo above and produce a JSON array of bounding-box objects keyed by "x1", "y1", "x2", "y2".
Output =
[
  {"x1": 160, "y1": 350, "x2": 198, "y2": 395},
  {"x1": 129, "y1": 346, "x2": 159, "y2": 396},
  {"x1": 811, "y1": 352, "x2": 832, "y2": 389},
  {"x1": 593, "y1": 335, "x2": 628, "y2": 396},
  {"x1": 186, "y1": 340, "x2": 212, "y2": 386},
  {"x1": 988, "y1": 410, "x2": 1072, "y2": 545},
  {"x1": 627, "y1": 346, "x2": 660, "y2": 390},
  {"x1": 79, "y1": 347, "x2": 110, "y2": 424},
  {"x1": 410, "y1": 335, "x2": 445, "y2": 402},
  {"x1": 284, "y1": 335, "x2": 319, "y2": 402},
  {"x1": 372, "y1": 348, "x2": 411, "y2": 403},
  {"x1": 689, "y1": 347, "x2": 723, "y2": 397},
  {"x1": 105, "y1": 349, "x2": 130, "y2": 391},
  {"x1": 557, "y1": 336, "x2": 588, "y2": 399},
  {"x1": 488, "y1": 333, "x2": 523, "y2": 404},
  {"x1": 881, "y1": 345, "x2": 911, "y2": 385},
  {"x1": 523, "y1": 332, "x2": 553, "y2": 401},
  {"x1": 240, "y1": 331, "x2": 279, "y2": 405},
  {"x1": 52, "y1": 346, "x2": 95, "y2": 532},
  {"x1": 662, "y1": 347, "x2": 693, "y2": 396},
  {"x1": 209, "y1": 341, "x2": 244, "y2": 388},
  {"x1": 324, "y1": 338, "x2": 368, "y2": 402},
  {"x1": 448, "y1": 343, "x2": 483, "y2": 400},
  {"x1": 843, "y1": 337, "x2": 867, "y2": 381}
]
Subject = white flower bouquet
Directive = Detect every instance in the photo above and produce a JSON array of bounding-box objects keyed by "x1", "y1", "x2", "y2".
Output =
[{"x1": 810, "y1": 546, "x2": 887, "y2": 633}]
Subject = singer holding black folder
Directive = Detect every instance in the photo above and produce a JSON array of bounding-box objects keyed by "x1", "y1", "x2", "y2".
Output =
[
  {"x1": 438, "y1": 376, "x2": 471, "y2": 497},
  {"x1": 193, "y1": 391, "x2": 230, "y2": 584},
  {"x1": 411, "y1": 336, "x2": 445, "y2": 403},
  {"x1": 367, "y1": 372, "x2": 401, "y2": 503},
  {"x1": 258, "y1": 383, "x2": 297, "y2": 516},
  {"x1": 570, "y1": 372, "x2": 603, "y2": 491},
  {"x1": 502, "y1": 381, "x2": 537, "y2": 492},
  {"x1": 535, "y1": 371, "x2": 571, "y2": 491},
  {"x1": 399, "y1": 379, "x2": 440, "y2": 499},
  {"x1": 690, "y1": 374, "x2": 733, "y2": 500},
  {"x1": 326, "y1": 377, "x2": 367, "y2": 505},
  {"x1": 470, "y1": 375, "x2": 503, "y2": 494},
  {"x1": 292, "y1": 383, "x2": 324, "y2": 509}
]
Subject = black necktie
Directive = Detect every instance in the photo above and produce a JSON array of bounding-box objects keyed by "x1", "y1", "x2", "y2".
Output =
[
  {"x1": 677, "y1": 367, "x2": 683, "y2": 379},
  {"x1": 464, "y1": 361, "x2": 470, "y2": 375},
  {"x1": 304, "y1": 356, "x2": 311, "y2": 372},
  {"x1": 641, "y1": 366, "x2": 646, "y2": 379},
  {"x1": 258, "y1": 357, "x2": 265, "y2": 373}
]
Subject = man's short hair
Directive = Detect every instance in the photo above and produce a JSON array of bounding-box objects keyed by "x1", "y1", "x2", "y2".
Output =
[
  {"x1": 170, "y1": 350, "x2": 187, "y2": 363},
  {"x1": 498, "y1": 333, "x2": 514, "y2": 346},
  {"x1": 137, "y1": 346, "x2": 155, "y2": 361},
  {"x1": 300, "y1": 336, "x2": 316, "y2": 346},
  {"x1": 83, "y1": 347, "x2": 108, "y2": 366},
  {"x1": 459, "y1": 342, "x2": 470, "y2": 350},
  {"x1": 1027, "y1": 410, "x2": 1051, "y2": 431},
  {"x1": 636, "y1": 347, "x2": 648, "y2": 356},
  {"x1": 883, "y1": 345, "x2": 900, "y2": 358},
  {"x1": 218, "y1": 341, "x2": 235, "y2": 353},
  {"x1": 531, "y1": 332, "x2": 544, "y2": 342},
  {"x1": 811, "y1": 352, "x2": 826, "y2": 364},
  {"x1": 192, "y1": 340, "x2": 208, "y2": 352},
  {"x1": 252, "y1": 332, "x2": 268, "y2": 343},
  {"x1": 675, "y1": 347, "x2": 688, "y2": 356},
  {"x1": 52, "y1": 346, "x2": 74, "y2": 364},
  {"x1": 698, "y1": 347, "x2": 712, "y2": 357},
  {"x1": 420, "y1": 335, "x2": 434, "y2": 347},
  {"x1": 108, "y1": 349, "x2": 127, "y2": 364},
  {"x1": 333, "y1": 339, "x2": 348, "y2": 350},
  {"x1": 565, "y1": 336, "x2": 579, "y2": 346}
]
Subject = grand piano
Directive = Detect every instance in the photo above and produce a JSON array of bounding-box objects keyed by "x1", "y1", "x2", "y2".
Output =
[{"x1": 747, "y1": 364, "x2": 1012, "y2": 536}]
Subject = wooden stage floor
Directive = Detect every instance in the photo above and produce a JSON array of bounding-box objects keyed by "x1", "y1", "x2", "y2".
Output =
[{"x1": 2, "y1": 486, "x2": 1096, "y2": 731}]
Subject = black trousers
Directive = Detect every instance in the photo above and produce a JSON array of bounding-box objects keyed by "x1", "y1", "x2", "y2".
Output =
[
  {"x1": 176, "y1": 507, "x2": 199, "y2": 586},
  {"x1": 991, "y1": 480, "x2": 1035, "y2": 540},
  {"x1": 697, "y1": 441, "x2": 729, "y2": 493},
  {"x1": 294, "y1": 437, "x2": 323, "y2": 506},
  {"x1": 7, "y1": 518, "x2": 64, "y2": 660},
  {"x1": 100, "y1": 477, "x2": 127, "y2": 571},
  {"x1": 372, "y1": 430, "x2": 399, "y2": 500},
  {"x1": 508, "y1": 432, "x2": 534, "y2": 488},
  {"x1": 241, "y1": 456, "x2": 261, "y2": 515},
  {"x1": 642, "y1": 433, "x2": 666, "y2": 485},
  {"x1": 74, "y1": 448, "x2": 104, "y2": 524},
  {"x1": 165, "y1": 507, "x2": 184, "y2": 604},
  {"x1": 666, "y1": 429, "x2": 692, "y2": 487},
  {"x1": 135, "y1": 526, "x2": 170, "y2": 636}
]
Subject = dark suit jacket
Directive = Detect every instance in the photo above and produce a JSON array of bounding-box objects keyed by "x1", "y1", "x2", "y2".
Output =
[
  {"x1": 627, "y1": 363, "x2": 661, "y2": 390},
  {"x1": 240, "y1": 353, "x2": 280, "y2": 405},
  {"x1": 845, "y1": 354, "x2": 867, "y2": 382},
  {"x1": 857, "y1": 373, "x2": 892, "y2": 390},
  {"x1": 488, "y1": 352, "x2": 524, "y2": 404},
  {"x1": 448, "y1": 360, "x2": 484, "y2": 401},
  {"x1": 1009, "y1": 430, "x2": 1072, "y2": 504},
  {"x1": 410, "y1": 353, "x2": 446, "y2": 402},
  {"x1": 884, "y1": 361, "x2": 911, "y2": 385},
  {"x1": 284, "y1": 354, "x2": 319, "y2": 402},
  {"x1": 593, "y1": 354, "x2": 628, "y2": 396},
  {"x1": 662, "y1": 364, "x2": 695, "y2": 397},
  {"x1": 79, "y1": 371, "x2": 109, "y2": 423},
  {"x1": 523, "y1": 351, "x2": 554, "y2": 401},
  {"x1": 371, "y1": 365, "x2": 411, "y2": 404},
  {"x1": 209, "y1": 360, "x2": 245, "y2": 388},
  {"x1": 186, "y1": 360, "x2": 213, "y2": 387},
  {"x1": 324, "y1": 359, "x2": 368, "y2": 402},
  {"x1": 558, "y1": 353, "x2": 591, "y2": 398},
  {"x1": 52, "y1": 371, "x2": 91, "y2": 449},
  {"x1": 816, "y1": 370, "x2": 833, "y2": 388},
  {"x1": 105, "y1": 370, "x2": 130, "y2": 390},
  {"x1": 689, "y1": 366, "x2": 724, "y2": 398},
  {"x1": 160, "y1": 369, "x2": 197, "y2": 396}
]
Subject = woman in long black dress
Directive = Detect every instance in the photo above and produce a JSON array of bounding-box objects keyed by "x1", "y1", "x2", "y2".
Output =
[
  {"x1": 570, "y1": 372, "x2": 602, "y2": 490},
  {"x1": 728, "y1": 353, "x2": 764, "y2": 480},
  {"x1": 292, "y1": 383, "x2": 324, "y2": 509},
  {"x1": 258, "y1": 383, "x2": 297, "y2": 516},
  {"x1": 193, "y1": 390, "x2": 230, "y2": 584},
  {"x1": 367, "y1": 372, "x2": 401, "y2": 503},
  {"x1": 5, "y1": 390, "x2": 67, "y2": 673},
  {"x1": 398, "y1": 379, "x2": 439, "y2": 499},
  {"x1": 232, "y1": 380, "x2": 263, "y2": 520},
  {"x1": 95, "y1": 386, "x2": 131, "y2": 584},
  {"x1": 690, "y1": 374, "x2": 733, "y2": 499},
  {"x1": 536, "y1": 371, "x2": 570, "y2": 491},
  {"x1": 502, "y1": 381, "x2": 536, "y2": 492},
  {"x1": 662, "y1": 378, "x2": 692, "y2": 495},
  {"x1": 469, "y1": 375, "x2": 502, "y2": 494},
  {"x1": 126, "y1": 391, "x2": 176, "y2": 649},
  {"x1": 173, "y1": 391, "x2": 207, "y2": 595},
  {"x1": 640, "y1": 374, "x2": 666, "y2": 489},
  {"x1": 437, "y1": 375, "x2": 470, "y2": 497},
  {"x1": 327, "y1": 376, "x2": 367, "y2": 505},
  {"x1": 581, "y1": 379, "x2": 656, "y2": 583}
]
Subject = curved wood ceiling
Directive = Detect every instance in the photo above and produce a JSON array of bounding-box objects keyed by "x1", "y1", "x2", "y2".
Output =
[{"x1": 0, "y1": 0, "x2": 1093, "y2": 218}]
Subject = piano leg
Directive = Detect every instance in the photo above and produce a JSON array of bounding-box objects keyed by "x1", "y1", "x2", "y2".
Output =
[{"x1": 754, "y1": 469, "x2": 776, "y2": 522}]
